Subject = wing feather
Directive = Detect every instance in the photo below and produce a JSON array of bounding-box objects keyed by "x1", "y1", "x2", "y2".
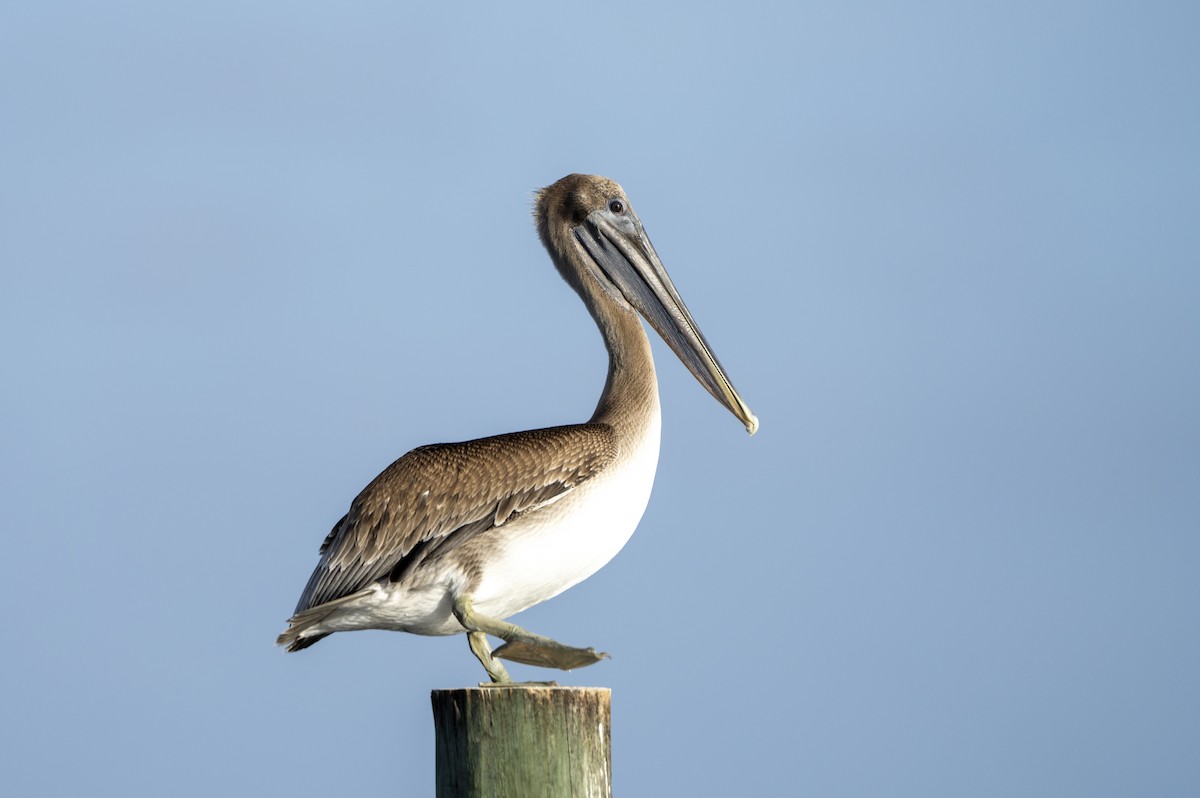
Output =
[{"x1": 292, "y1": 423, "x2": 617, "y2": 614}]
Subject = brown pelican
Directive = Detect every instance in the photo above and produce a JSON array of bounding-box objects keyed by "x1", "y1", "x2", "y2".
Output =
[{"x1": 277, "y1": 174, "x2": 756, "y2": 683}]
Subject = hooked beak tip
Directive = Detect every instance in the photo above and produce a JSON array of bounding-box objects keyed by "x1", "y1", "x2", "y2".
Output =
[{"x1": 744, "y1": 413, "x2": 759, "y2": 436}]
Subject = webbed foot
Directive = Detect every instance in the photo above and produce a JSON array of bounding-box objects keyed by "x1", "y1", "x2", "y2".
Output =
[
  {"x1": 492, "y1": 640, "x2": 609, "y2": 670},
  {"x1": 455, "y1": 594, "x2": 610, "y2": 679}
]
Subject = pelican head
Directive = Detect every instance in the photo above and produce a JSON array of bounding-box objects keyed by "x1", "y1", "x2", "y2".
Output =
[{"x1": 536, "y1": 174, "x2": 758, "y2": 435}]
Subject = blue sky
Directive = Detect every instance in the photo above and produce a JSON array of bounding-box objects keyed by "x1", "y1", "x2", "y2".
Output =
[{"x1": 3, "y1": 2, "x2": 1198, "y2": 795}]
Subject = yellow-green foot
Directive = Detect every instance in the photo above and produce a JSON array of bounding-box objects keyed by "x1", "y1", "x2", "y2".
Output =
[
  {"x1": 478, "y1": 680, "x2": 560, "y2": 688},
  {"x1": 455, "y1": 593, "x2": 609, "y2": 679},
  {"x1": 492, "y1": 640, "x2": 609, "y2": 670}
]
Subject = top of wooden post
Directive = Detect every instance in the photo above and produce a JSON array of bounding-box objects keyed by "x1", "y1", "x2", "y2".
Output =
[{"x1": 432, "y1": 686, "x2": 612, "y2": 798}]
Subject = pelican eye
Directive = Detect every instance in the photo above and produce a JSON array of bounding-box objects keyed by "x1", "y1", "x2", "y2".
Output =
[{"x1": 608, "y1": 199, "x2": 625, "y2": 214}]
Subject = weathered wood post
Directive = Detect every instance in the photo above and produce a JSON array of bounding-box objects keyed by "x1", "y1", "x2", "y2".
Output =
[{"x1": 431, "y1": 686, "x2": 612, "y2": 798}]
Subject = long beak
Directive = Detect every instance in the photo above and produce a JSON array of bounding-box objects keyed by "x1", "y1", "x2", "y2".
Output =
[{"x1": 573, "y1": 210, "x2": 758, "y2": 435}]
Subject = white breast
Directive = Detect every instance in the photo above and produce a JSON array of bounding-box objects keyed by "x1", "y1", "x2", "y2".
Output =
[{"x1": 470, "y1": 405, "x2": 662, "y2": 621}]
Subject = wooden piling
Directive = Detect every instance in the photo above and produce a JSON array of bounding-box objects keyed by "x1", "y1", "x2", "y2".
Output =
[{"x1": 431, "y1": 686, "x2": 611, "y2": 798}]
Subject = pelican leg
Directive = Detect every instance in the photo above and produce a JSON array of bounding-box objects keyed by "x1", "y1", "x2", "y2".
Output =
[
  {"x1": 454, "y1": 595, "x2": 609, "y2": 672},
  {"x1": 467, "y1": 630, "x2": 513, "y2": 684}
]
